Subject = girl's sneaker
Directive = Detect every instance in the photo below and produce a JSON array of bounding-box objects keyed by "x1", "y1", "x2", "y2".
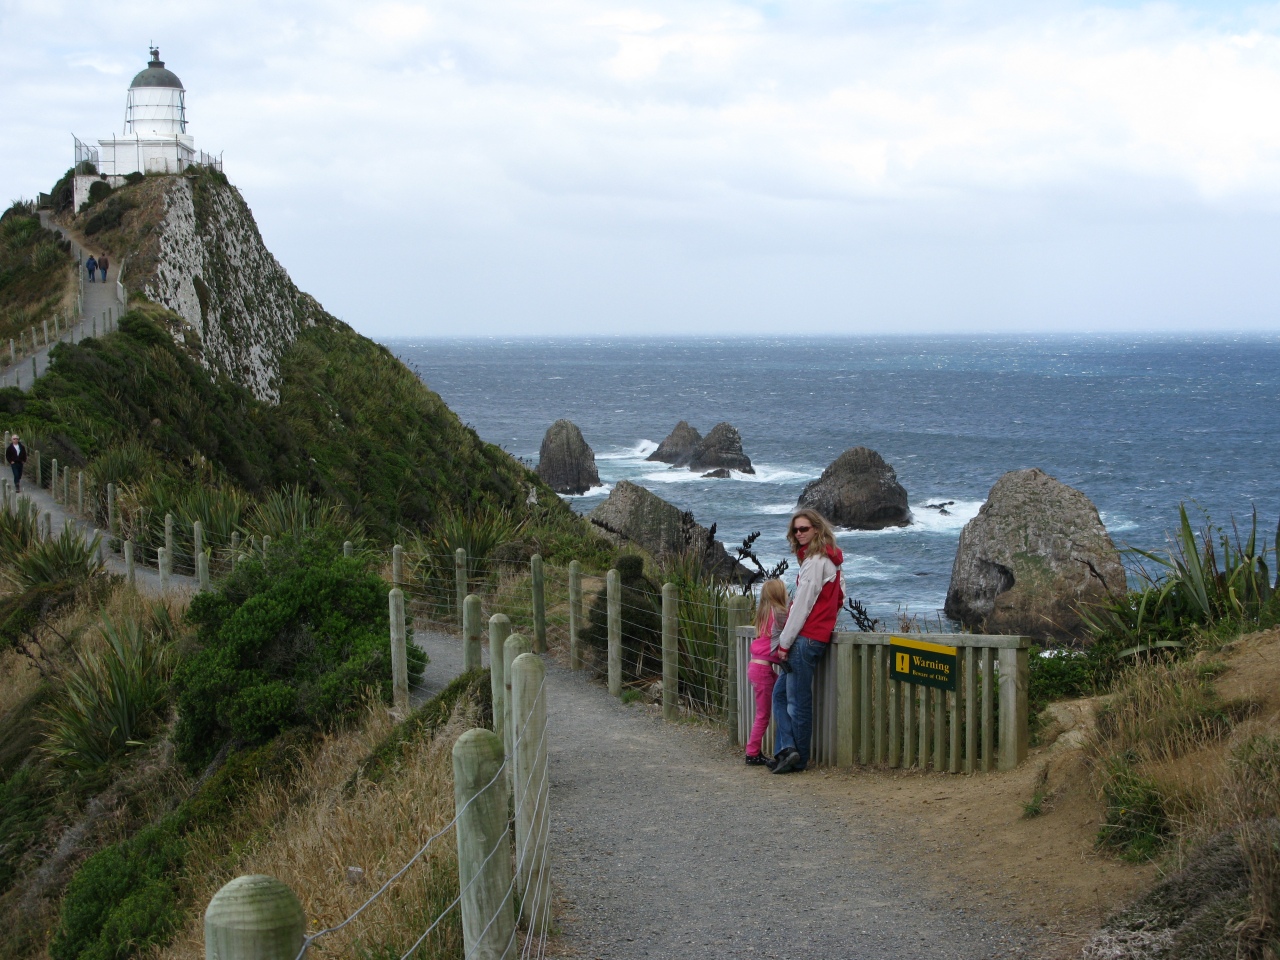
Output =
[{"x1": 744, "y1": 754, "x2": 771, "y2": 766}]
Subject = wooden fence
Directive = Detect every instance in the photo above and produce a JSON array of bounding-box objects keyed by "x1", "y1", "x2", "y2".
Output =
[{"x1": 735, "y1": 629, "x2": 1029, "y2": 772}]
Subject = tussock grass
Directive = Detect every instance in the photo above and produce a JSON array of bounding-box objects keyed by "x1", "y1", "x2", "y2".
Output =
[{"x1": 153, "y1": 698, "x2": 474, "y2": 960}]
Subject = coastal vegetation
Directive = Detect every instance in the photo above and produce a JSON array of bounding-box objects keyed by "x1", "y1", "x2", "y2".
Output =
[{"x1": 0, "y1": 201, "x2": 74, "y2": 351}]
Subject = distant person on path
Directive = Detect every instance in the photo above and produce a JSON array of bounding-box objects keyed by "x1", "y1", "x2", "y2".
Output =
[
  {"x1": 771, "y1": 509, "x2": 846, "y2": 775},
  {"x1": 6, "y1": 434, "x2": 28, "y2": 492},
  {"x1": 745, "y1": 578, "x2": 788, "y2": 767},
  {"x1": 85, "y1": 255, "x2": 97, "y2": 283},
  {"x1": 98, "y1": 253, "x2": 109, "y2": 282}
]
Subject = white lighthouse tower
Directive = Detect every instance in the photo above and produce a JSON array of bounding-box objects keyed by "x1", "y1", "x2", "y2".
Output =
[{"x1": 73, "y1": 47, "x2": 222, "y2": 210}]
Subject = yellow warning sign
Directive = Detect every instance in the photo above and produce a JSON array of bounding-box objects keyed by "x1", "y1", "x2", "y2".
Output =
[{"x1": 888, "y1": 635, "x2": 958, "y2": 691}]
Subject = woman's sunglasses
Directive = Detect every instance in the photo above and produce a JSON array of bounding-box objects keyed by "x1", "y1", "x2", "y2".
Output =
[{"x1": 792, "y1": 524, "x2": 812, "y2": 533}]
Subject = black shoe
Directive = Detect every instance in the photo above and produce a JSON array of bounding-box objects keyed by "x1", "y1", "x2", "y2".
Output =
[
  {"x1": 745, "y1": 754, "x2": 770, "y2": 766},
  {"x1": 771, "y1": 748, "x2": 801, "y2": 775}
]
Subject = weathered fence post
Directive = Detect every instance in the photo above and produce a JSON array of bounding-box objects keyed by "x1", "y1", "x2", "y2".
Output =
[
  {"x1": 231, "y1": 532, "x2": 241, "y2": 570},
  {"x1": 661, "y1": 583, "x2": 678, "y2": 721},
  {"x1": 42, "y1": 320, "x2": 48, "y2": 345},
  {"x1": 568, "y1": 560, "x2": 583, "y2": 670},
  {"x1": 193, "y1": 520, "x2": 203, "y2": 568},
  {"x1": 511, "y1": 652, "x2": 551, "y2": 936},
  {"x1": 998, "y1": 643, "x2": 1030, "y2": 771},
  {"x1": 42, "y1": 512, "x2": 51, "y2": 540},
  {"x1": 392, "y1": 543, "x2": 403, "y2": 585},
  {"x1": 464, "y1": 594, "x2": 483, "y2": 672},
  {"x1": 454, "y1": 547, "x2": 467, "y2": 626},
  {"x1": 343, "y1": 540, "x2": 353, "y2": 557},
  {"x1": 204, "y1": 874, "x2": 306, "y2": 960},
  {"x1": 452, "y1": 729, "x2": 515, "y2": 960},
  {"x1": 389, "y1": 587, "x2": 409, "y2": 712},
  {"x1": 124, "y1": 540, "x2": 135, "y2": 584},
  {"x1": 725, "y1": 595, "x2": 750, "y2": 744},
  {"x1": 50, "y1": 458, "x2": 58, "y2": 501},
  {"x1": 34, "y1": 450, "x2": 42, "y2": 488},
  {"x1": 836, "y1": 639, "x2": 856, "y2": 768},
  {"x1": 262, "y1": 535, "x2": 270, "y2": 560},
  {"x1": 502, "y1": 634, "x2": 532, "y2": 775},
  {"x1": 489, "y1": 614, "x2": 512, "y2": 740},
  {"x1": 197, "y1": 552, "x2": 210, "y2": 592},
  {"x1": 530, "y1": 554, "x2": 546, "y2": 653},
  {"x1": 61, "y1": 467, "x2": 68, "y2": 506},
  {"x1": 606, "y1": 568, "x2": 621, "y2": 698},
  {"x1": 158, "y1": 547, "x2": 169, "y2": 592},
  {"x1": 106, "y1": 483, "x2": 117, "y2": 545},
  {"x1": 30, "y1": 356, "x2": 36, "y2": 380},
  {"x1": 77, "y1": 471, "x2": 84, "y2": 514},
  {"x1": 163, "y1": 512, "x2": 174, "y2": 575}
]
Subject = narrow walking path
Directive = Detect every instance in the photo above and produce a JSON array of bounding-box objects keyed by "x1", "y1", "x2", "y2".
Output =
[
  {"x1": 15, "y1": 482, "x2": 194, "y2": 598},
  {"x1": 410, "y1": 632, "x2": 1040, "y2": 960},
  {"x1": 0, "y1": 213, "x2": 123, "y2": 392}
]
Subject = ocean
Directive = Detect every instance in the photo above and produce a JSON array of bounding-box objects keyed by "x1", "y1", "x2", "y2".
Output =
[{"x1": 389, "y1": 335, "x2": 1280, "y2": 626}]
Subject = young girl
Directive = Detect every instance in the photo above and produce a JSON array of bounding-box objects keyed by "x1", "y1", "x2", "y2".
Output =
[{"x1": 746, "y1": 579, "x2": 788, "y2": 766}]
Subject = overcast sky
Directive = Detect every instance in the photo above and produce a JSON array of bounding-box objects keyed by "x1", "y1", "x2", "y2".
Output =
[{"x1": 3, "y1": 0, "x2": 1280, "y2": 337}]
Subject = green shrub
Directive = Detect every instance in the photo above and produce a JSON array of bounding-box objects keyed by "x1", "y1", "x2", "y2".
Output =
[
  {"x1": 1029, "y1": 646, "x2": 1094, "y2": 715},
  {"x1": 48, "y1": 821, "x2": 184, "y2": 960},
  {"x1": 123, "y1": 172, "x2": 144, "y2": 186},
  {"x1": 0, "y1": 497, "x2": 40, "y2": 558},
  {"x1": 245, "y1": 484, "x2": 361, "y2": 543},
  {"x1": 174, "y1": 539, "x2": 423, "y2": 769},
  {"x1": 42, "y1": 615, "x2": 173, "y2": 772},
  {"x1": 85, "y1": 180, "x2": 112, "y2": 206},
  {"x1": 5, "y1": 522, "x2": 103, "y2": 589},
  {"x1": 1097, "y1": 759, "x2": 1171, "y2": 860},
  {"x1": 661, "y1": 548, "x2": 731, "y2": 714},
  {"x1": 0, "y1": 764, "x2": 52, "y2": 893},
  {"x1": 580, "y1": 554, "x2": 660, "y2": 683}
]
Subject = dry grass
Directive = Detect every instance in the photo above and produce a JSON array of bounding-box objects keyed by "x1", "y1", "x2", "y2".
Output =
[{"x1": 151, "y1": 697, "x2": 480, "y2": 960}]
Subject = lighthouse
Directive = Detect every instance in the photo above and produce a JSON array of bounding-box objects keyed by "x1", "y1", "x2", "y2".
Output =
[{"x1": 72, "y1": 48, "x2": 222, "y2": 210}]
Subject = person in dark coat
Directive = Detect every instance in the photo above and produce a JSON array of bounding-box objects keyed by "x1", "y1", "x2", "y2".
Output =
[
  {"x1": 6, "y1": 434, "x2": 28, "y2": 492},
  {"x1": 86, "y1": 255, "x2": 97, "y2": 283},
  {"x1": 98, "y1": 253, "x2": 109, "y2": 282}
]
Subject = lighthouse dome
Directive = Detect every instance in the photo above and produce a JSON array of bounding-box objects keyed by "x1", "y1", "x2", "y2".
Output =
[{"x1": 130, "y1": 50, "x2": 184, "y2": 90}]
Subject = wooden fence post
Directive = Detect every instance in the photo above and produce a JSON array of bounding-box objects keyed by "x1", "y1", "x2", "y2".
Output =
[
  {"x1": 511, "y1": 652, "x2": 550, "y2": 935},
  {"x1": 204, "y1": 874, "x2": 306, "y2": 960},
  {"x1": 343, "y1": 540, "x2": 353, "y2": 557},
  {"x1": 197, "y1": 552, "x2": 210, "y2": 592},
  {"x1": 124, "y1": 540, "x2": 135, "y2": 584},
  {"x1": 392, "y1": 544, "x2": 403, "y2": 585},
  {"x1": 568, "y1": 560, "x2": 583, "y2": 670},
  {"x1": 530, "y1": 554, "x2": 546, "y2": 653},
  {"x1": 61, "y1": 467, "x2": 68, "y2": 506},
  {"x1": 725, "y1": 595, "x2": 749, "y2": 744},
  {"x1": 231, "y1": 532, "x2": 240, "y2": 570},
  {"x1": 158, "y1": 547, "x2": 169, "y2": 592},
  {"x1": 454, "y1": 547, "x2": 467, "y2": 627},
  {"x1": 42, "y1": 512, "x2": 51, "y2": 540},
  {"x1": 836, "y1": 639, "x2": 856, "y2": 768},
  {"x1": 452, "y1": 729, "x2": 515, "y2": 960},
  {"x1": 606, "y1": 569, "x2": 621, "y2": 698},
  {"x1": 35, "y1": 450, "x2": 41, "y2": 488},
  {"x1": 502, "y1": 634, "x2": 532, "y2": 775},
  {"x1": 488, "y1": 614, "x2": 512, "y2": 740},
  {"x1": 50, "y1": 458, "x2": 58, "y2": 501},
  {"x1": 193, "y1": 520, "x2": 203, "y2": 569},
  {"x1": 389, "y1": 588, "x2": 408, "y2": 712},
  {"x1": 661, "y1": 583, "x2": 678, "y2": 721},
  {"x1": 262, "y1": 535, "x2": 270, "y2": 560},
  {"x1": 464, "y1": 594, "x2": 483, "y2": 672},
  {"x1": 106, "y1": 482, "x2": 116, "y2": 543},
  {"x1": 164, "y1": 512, "x2": 174, "y2": 575},
  {"x1": 998, "y1": 643, "x2": 1030, "y2": 771},
  {"x1": 77, "y1": 470, "x2": 84, "y2": 514}
]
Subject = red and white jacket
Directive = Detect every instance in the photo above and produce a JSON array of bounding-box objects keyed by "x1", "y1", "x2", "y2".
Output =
[{"x1": 778, "y1": 544, "x2": 845, "y2": 650}]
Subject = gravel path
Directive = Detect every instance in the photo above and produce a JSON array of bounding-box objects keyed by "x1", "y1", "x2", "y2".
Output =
[{"x1": 410, "y1": 632, "x2": 1042, "y2": 960}]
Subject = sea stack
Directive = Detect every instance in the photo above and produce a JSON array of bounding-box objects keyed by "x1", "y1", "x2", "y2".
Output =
[
  {"x1": 944, "y1": 469, "x2": 1127, "y2": 642},
  {"x1": 536, "y1": 419, "x2": 600, "y2": 495},
  {"x1": 687, "y1": 423, "x2": 754, "y2": 474},
  {"x1": 797, "y1": 447, "x2": 910, "y2": 529},
  {"x1": 647, "y1": 421, "x2": 702, "y2": 465}
]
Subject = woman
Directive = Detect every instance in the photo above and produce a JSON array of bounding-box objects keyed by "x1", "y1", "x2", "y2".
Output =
[
  {"x1": 771, "y1": 508, "x2": 845, "y2": 775},
  {"x1": 85, "y1": 255, "x2": 97, "y2": 283}
]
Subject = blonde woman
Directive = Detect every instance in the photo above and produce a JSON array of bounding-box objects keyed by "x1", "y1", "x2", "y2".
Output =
[{"x1": 771, "y1": 508, "x2": 845, "y2": 775}]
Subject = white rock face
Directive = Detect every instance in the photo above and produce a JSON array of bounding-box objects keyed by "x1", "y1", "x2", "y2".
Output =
[{"x1": 143, "y1": 176, "x2": 324, "y2": 402}]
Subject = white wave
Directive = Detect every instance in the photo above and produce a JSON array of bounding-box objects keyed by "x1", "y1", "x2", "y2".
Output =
[
  {"x1": 754, "y1": 503, "x2": 797, "y2": 515},
  {"x1": 843, "y1": 556, "x2": 902, "y2": 582},
  {"x1": 639, "y1": 469, "x2": 706, "y2": 484},
  {"x1": 1100, "y1": 512, "x2": 1140, "y2": 533},
  {"x1": 733, "y1": 464, "x2": 818, "y2": 484},
  {"x1": 834, "y1": 498, "x2": 984, "y2": 537},
  {"x1": 597, "y1": 439, "x2": 658, "y2": 461},
  {"x1": 563, "y1": 483, "x2": 611, "y2": 499}
]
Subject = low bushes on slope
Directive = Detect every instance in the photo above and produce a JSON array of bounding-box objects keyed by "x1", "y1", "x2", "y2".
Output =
[{"x1": 0, "y1": 202, "x2": 72, "y2": 348}]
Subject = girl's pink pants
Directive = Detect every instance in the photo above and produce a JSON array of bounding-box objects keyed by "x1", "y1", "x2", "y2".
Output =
[{"x1": 746, "y1": 661, "x2": 776, "y2": 757}]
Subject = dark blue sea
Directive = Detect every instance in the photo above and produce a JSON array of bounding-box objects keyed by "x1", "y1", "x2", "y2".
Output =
[{"x1": 389, "y1": 336, "x2": 1280, "y2": 625}]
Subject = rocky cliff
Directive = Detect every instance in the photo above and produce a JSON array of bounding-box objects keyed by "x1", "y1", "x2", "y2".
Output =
[{"x1": 69, "y1": 169, "x2": 323, "y2": 402}]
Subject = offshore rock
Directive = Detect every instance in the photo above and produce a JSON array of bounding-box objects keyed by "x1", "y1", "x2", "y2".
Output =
[
  {"x1": 944, "y1": 469, "x2": 1127, "y2": 642},
  {"x1": 688, "y1": 423, "x2": 755, "y2": 474},
  {"x1": 647, "y1": 421, "x2": 703, "y2": 465},
  {"x1": 701, "y1": 468, "x2": 731, "y2": 479},
  {"x1": 798, "y1": 448, "x2": 910, "y2": 530},
  {"x1": 536, "y1": 419, "x2": 600, "y2": 495},
  {"x1": 588, "y1": 480, "x2": 744, "y2": 579}
]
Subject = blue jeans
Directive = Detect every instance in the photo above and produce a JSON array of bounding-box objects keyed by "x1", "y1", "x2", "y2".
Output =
[{"x1": 771, "y1": 636, "x2": 828, "y2": 769}]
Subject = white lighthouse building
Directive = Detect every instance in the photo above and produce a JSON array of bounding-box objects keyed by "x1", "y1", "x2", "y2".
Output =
[{"x1": 73, "y1": 48, "x2": 222, "y2": 210}]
